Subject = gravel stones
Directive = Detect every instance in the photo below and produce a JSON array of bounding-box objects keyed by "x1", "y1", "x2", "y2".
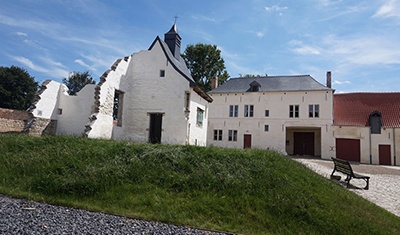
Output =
[{"x1": 0, "y1": 195, "x2": 231, "y2": 235}]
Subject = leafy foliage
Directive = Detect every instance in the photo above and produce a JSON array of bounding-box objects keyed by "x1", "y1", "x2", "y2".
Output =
[
  {"x1": 62, "y1": 71, "x2": 96, "y2": 95},
  {"x1": 0, "y1": 66, "x2": 38, "y2": 110},
  {"x1": 182, "y1": 43, "x2": 229, "y2": 92}
]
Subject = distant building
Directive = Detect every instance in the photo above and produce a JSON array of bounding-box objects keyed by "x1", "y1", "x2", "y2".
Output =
[
  {"x1": 25, "y1": 24, "x2": 212, "y2": 146},
  {"x1": 207, "y1": 74, "x2": 335, "y2": 158},
  {"x1": 333, "y1": 92, "x2": 400, "y2": 165}
]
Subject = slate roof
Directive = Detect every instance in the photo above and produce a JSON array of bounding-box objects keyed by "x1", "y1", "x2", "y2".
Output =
[
  {"x1": 334, "y1": 93, "x2": 400, "y2": 127},
  {"x1": 208, "y1": 75, "x2": 332, "y2": 93}
]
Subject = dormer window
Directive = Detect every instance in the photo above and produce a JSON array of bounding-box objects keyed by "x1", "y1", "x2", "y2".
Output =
[
  {"x1": 369, "y1": 111, "x2": 382, "y2": 134},
  {"x1": 248, "y1": 81, "x2": 261, "y2": 92}
]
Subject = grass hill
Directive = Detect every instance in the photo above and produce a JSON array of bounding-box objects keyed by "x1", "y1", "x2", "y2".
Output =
[{"x1": 0, "y1": 134, "x2": 399, "y2": 234}]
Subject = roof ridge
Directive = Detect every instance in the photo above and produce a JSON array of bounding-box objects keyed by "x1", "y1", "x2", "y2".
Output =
[{"x1": 231, "y1": 74, "x2": 310, "y2": 80}]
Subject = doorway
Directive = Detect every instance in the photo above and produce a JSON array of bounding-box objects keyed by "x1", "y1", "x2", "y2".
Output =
[
  {"x1": 379, "y1": 145, "x2": 391, "y2": 165},
  {"x1": 243, "y1": 134, "x2": 252, "y2": 149},
  {"x1": 293, "y1": 132, "x2": 315, "y2": 155},
  {"x1": 149, "y1": 113, "x2": 163, "y2": 144}
]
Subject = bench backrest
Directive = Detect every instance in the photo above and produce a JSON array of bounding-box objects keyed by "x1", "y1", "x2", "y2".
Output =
[{"x1": 331, "y1": 157, "x2": 354, "y2": 176}]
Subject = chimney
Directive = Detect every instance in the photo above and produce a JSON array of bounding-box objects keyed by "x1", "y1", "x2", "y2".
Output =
[
  {"x1": 211, "y1": 77, "x2": 219, "y2": 89},
  {"x1": 326, "y1": 71, "x2": 332, "y2": 88}
]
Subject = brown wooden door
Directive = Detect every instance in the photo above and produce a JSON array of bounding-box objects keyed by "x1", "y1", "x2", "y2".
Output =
[
  {"x1": 293, "y1": 132, "x2": 315, "y2": 156},
  {"x1": 243, "y1": 134, "x2": 252, "y2": 149},
  {"x1": 336, "y1": 138, "x2": 360, "y2": 162},
  {"x1": 379, "y1": 145, "x2": 391, "y2": 165},
  {"x1": 149, "y1": 113, "x2": 163, "y2": 144}
]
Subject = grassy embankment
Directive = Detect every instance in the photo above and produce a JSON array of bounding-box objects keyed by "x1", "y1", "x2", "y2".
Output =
[{"x1": 0, "y1": 134, "x2": 399, "y2": 234}]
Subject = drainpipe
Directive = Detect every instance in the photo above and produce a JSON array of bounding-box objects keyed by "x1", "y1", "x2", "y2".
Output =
[
  {"x1": 369, "y1": 129, "x2": 372, "y2": 164},
  {"x1": 394, "y1": 128, "x2": 397, "y2": 166}
]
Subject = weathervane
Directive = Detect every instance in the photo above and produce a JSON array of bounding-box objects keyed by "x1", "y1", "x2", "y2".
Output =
[{"x1": 174, "y1": 15, "x2": 178, "y2": 24}]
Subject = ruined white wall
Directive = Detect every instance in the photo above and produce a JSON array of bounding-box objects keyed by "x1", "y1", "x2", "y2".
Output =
[
  {"x1": 207, "y1": 90, "x2": 335, "y2": 157},
  {"x1": 112, "y1": 40, "x2": 190, "y2": 145},
  {"x1": 32, "y1": 80, "x2": 61, "y2": 120},
  {"x1": 87, "y1": 57, "x2": 131, "y2": 139},
  {"x1": 56, "y1": 84, "x2": 96, "y2": 136}
]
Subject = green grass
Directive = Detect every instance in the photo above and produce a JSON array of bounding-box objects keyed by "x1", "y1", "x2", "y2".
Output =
[{"x1": 0, "y1": 134, "x2": 399, "y2": 234}]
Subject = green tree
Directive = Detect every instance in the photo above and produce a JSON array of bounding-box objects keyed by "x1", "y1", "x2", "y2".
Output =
[
  {"x1": 182, "y1": 43, "x2": 229, "y2": 92},
  {"x1": 62, "y1": 71, "x2": 96, "y2": 95},
  {"x1": 0, "y1": 66, "x2": 38, "y2": 110}
]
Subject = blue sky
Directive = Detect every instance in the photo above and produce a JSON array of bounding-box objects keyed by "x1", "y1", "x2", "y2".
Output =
[{"x1": 1, "y1": 0, "x2": 399, "y2": 93}]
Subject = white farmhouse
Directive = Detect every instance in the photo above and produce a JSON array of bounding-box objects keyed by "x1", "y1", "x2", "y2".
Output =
[
  {"x1": 207, "y1": 73, "x2": 335, "y2": 158},
  {"x1": 25, "y1": 23, "x2": 212, "y2": 146}
]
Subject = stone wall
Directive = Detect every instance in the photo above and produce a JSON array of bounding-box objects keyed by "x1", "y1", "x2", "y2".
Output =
[{"x1": 0, "y1": 108, "x2": 29, "y2": 133}]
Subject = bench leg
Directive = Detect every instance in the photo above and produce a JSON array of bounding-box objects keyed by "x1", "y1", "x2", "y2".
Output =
[{"x1": 364, "y1": 178, "x2": 369, "y2": 190}]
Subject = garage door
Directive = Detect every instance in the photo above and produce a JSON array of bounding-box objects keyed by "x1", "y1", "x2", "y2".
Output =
[{"x1": 336, "y1": 138, "x2": 360, "y2": 162}]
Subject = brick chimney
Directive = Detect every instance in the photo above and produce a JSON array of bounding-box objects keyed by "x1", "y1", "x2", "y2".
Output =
[
  {"x1": 326, "y1": 71, "x2": 332, "y2": 88},
  {"x1": 211, "y1": 77, "x2": 219, "y2": 89}
]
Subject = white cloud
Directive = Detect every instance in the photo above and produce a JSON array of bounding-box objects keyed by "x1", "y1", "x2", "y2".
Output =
[
  {"x1": 14, "y1": 32, "x2": 27, "y2": 37},
  {"x1": 289, "y1": 40, "x2": 321, "y2": 55},
  {"x1": 12, "y1": 56, "x2": 48, "y2": 73},
  {"x1": 256, "y1": 31, "x2": 264, "y2": 38},
  {"x1": 333, "y1": 80, "x2": 351, "y2": 85},
  {"x1": 373, "y1": 0, "x2": 400, "y2": 18},
  {"x1": 265, "y1": 5, "x2": 288, "y2": 12}
]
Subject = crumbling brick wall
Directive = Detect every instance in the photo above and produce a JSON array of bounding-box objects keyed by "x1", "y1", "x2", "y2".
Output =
[{"x1": 0, "y1": 108, "x2": 29, "y2": 133}]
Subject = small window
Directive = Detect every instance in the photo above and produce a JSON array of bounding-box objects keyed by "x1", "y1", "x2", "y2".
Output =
[
  {"x1": 58, "y1": 108, "x2": 63, "y2": 115},
  {"x1": 229, "y1": 105, "x2": 238, "y2": 117},
  {"x1": 228, "y1": 130, "x2": 238, "y2": 141},
  {"x1": 264, "y1": 125, "x2": 269, "y2": 132},
  {"x1": 309, "y1": 104, "x2": 319, "y2": 118},
  {"x1": 265, "y1": 110, "x2": 269, "y2": 117},
  {"x1": 160, "y1": 70, "x2": 165, "y2": 77},
  {"x1": 248, "y1": 81, "x2": 261, "y2": 92},
  {"x1": 289, "y1": 105, "x2": 299, "y2": 118},
  {"x1": 244, "y1": 105, "x2": 254, "y2": 117},
  {"x1": 214, "y1": 129, "x2": 223, "y2": 141},
  {"x1": 113, "y1": 90, "x2": 124, "y2": 126},
  {"x1": 196, "y1": 108, "x2": 204, "y2": 127}
]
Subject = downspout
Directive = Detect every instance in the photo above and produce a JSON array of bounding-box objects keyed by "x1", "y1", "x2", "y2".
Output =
[
  {"x1": 369, "y1": 128, "x2": 372, "y2": 164},
  {"x1": 394, "y1": 128, "x2": 397, "y2": 166}
]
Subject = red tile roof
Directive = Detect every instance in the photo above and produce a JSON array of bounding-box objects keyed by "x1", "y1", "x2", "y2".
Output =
[{"x1": 334, "y1": 93, "x2": 400, "y2": 127}]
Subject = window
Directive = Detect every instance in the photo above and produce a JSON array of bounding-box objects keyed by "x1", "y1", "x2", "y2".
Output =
[
  {"x1": 113, "y1": 90, "x2": 124, "y2": 126},
  {"x1": 289, "y1": 105, "x2": 299, "y2": 118},
  {"x1": 248, "y1": 81, "x2": 261, "y2": 92},
  {"x1": 308, "y1": 104, "x2": 319, "y2": 118},
  {"x1": 160, "y1": 70, "x2": 165, "y2": 77},
  {"x1": 228, "y1": 130, "x2": 238, "y2": 141},
  {"x1": 265, "y1": 110, "x2": 269, "y2": 117},
  {"x1": 196, "y1": 108, "x2": 204, "y2": 127},
  {"x1": 264, "y1": 125, "x2": 269, "y2": 132},
  {"x1": 369, "y1": 111, "x2": 382, "y2": 134},
  {"x1": 229, "y1": 105, "x2": 238, "y2": 117},
  {"x1": 244, "y1": 105, "x2": 254, "y2": 117},
  {"x1": 214, "y1": 129, "x2": 223, "y2": 141},
  {"x1": 58, "y1": 108, "x2": 63, "y2": 115}
]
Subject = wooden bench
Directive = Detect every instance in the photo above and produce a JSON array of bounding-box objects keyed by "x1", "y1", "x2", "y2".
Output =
[{"x1": 330, "y1": 157, "x2": 370, "y2": 190}]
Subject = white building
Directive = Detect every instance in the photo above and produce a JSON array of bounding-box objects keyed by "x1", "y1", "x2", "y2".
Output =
[
  {"x1": 207, "y1": 74, "x2": 335, "y2": 158},
  {"x1": 26, "y1": 24, "x2": 212, "y2": 146},
  {"x1": 333, "y1": 92, "x2": 400, "y2": 166}
]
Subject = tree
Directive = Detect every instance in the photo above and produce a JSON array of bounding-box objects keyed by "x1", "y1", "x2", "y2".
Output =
[
  {"x1": 0, "y1": 66, "x2": 38, "y2": 110},
  {"x1": 62, "y1": 71, "x2": 96, "y2": 95},
  {"x1": 182, "y1": 43, "x2": 229, "y2": 92}
]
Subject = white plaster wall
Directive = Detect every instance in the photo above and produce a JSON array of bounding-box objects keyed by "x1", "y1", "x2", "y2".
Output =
[
  {"x1": 187, "y1": 87, "x2": 209, "y2": 146},
  {"x1": 32, "y1": 81, "x2": 61, "y2": 119},
  {"x1": 112, "y1": 40, "x2": 190, "y2": 145},
  {"x1": 56, "y1": 84, "x2": 95, "y2": 136},
  {"x1": 207, "y1": 90, "x2": 334, "y2": 155},
  {"x1": 333, "y1": 126, "x2": 400, "y2": 165},
  {"x1": 87, "y1": 57, "x2": 131, "y2": 139}
]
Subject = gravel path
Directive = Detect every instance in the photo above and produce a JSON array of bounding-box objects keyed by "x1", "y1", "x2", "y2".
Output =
[
  {"x1": 0, "y1": 195, "x2": 231, "y2": 235},
  {"x1": 293, "y1": 156, "x2": 400, "y2": 217}
]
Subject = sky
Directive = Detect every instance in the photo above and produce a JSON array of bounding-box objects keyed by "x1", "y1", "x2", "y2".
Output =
[{"x1": 1, "y1": 0, "x2": 400, "y2": 93}]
